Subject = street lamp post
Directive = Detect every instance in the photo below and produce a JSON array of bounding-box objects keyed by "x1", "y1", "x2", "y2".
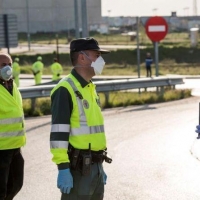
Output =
[
  {"x1": 183, "y1": 7, "x2": 189, "y2": 16},
  {"x1": 67, "y1": 20, "x2": 71, "y2": 42},
  {"x1": 74, "y1": 0, "x2": 79, "y2": 38},
  {"x1": 107, "y1": 10, "x2": 111, "y2": 26},
  {"x1": 81, "y1": 0, "x2": 88, "y2": 37},
  {"x1": 56, "y1": 34, "x2": 59, "y2": 61},
  {"x1": 193, "y1": 0, "x2": 198, "y2": 16},
  {"x1": 26, "y1": 0, "x2": 31, "y2": 51},
  {"x1": 106, "y1": 10, "x2": 111, "y2": 43},
  {"x1": 136, "y1": 16, "x2": 140, "y2": 78},
  {"x1": 152, "y1": 8, "x2": 158, "y2": 16}
]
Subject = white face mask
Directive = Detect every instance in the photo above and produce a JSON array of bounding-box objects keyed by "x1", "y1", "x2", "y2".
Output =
[
  {"x1": 0, "y1": 65, "x2": 12, "y2": 81},
  {"x1": 91, "y1": 56, "x2": 105, "y2": 75},
  {"x1": 81, "y1": 51, "x2": 105, "y2": 75}
]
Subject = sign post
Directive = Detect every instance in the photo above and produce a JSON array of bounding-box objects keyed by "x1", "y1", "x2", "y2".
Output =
[
  {"x1": 145, "y1": 16, "x2": 168, "y2": 76},
  {"x1": 0, "y1": 14, "x2": 18, "y2": 53},
  {"x1": 136, "y1": 16, "x2": 140, "y2": 78}
]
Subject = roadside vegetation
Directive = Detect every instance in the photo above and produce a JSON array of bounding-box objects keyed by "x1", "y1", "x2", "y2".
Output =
[
  {"x1": 14, "y1": 46, "x2": 200, "y2": 76},
  {"x1": 18, "y1": 29, "x2": 192, "y2": 47},
  {"x1": 19, "y1": 62, "x2": 200, "y2": 77},
  {"x1": 23, "y1": 89, "x2": 192, "y2": 117},
  {"x1": 17, "y1": 32, "x2": 196, "y2": 117}
]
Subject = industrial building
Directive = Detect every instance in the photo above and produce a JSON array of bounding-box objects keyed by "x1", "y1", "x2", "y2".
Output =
[{"x1": 0, "y1": 0, "x2": 102, "y2": 33}]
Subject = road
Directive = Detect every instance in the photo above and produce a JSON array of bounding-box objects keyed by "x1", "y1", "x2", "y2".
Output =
[
  {"x1": 5, "y1": 43, "x2": 200, "y2": 199},
  {"x1": 14, "y1": 95, "x2": 200, "y2": 200}
]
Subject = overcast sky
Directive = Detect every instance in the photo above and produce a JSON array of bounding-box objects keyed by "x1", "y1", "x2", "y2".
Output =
[{"x1": 101, "y1": 0, "x2": 198, "y2": 17}]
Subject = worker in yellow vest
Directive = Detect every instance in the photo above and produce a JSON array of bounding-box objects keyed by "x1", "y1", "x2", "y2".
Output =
[
  {"x1": 32, "y1": 56, "x2": 44, "y2": 85},
  {"x1": 50, "y1": 38, "x2": 112, "y2": 199},
  {"x1": 12, "y1": 57, "x2": 20, "y2": 87},
  {"x1": 0, "y1": 53, "x2": 26, "y2": 200},
  {"x1": 50, "y1": 58, "x2": 63, "y2": 81}
]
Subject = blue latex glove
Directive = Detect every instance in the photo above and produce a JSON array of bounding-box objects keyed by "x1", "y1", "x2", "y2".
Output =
[
  {"x1": 102, "y1": 170, "x2": 107, "y2": 185},
  {"x1": 57, "y1": 169, "x2": 73, "y2": 194},
  {"x1": 195, "y1": 125, "x2": 200, "y2": 134}
]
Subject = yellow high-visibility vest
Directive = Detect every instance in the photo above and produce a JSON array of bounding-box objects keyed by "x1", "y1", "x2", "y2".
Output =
[
  {"x1": 0, "y1": 84, "x2": 26, "y2": 150},
  {"x1": 50, "y1": 74, "x2": 106, "y2": 164},
  {"x1": 50, "y1": 62, "x2": 63, "y2": 81}
]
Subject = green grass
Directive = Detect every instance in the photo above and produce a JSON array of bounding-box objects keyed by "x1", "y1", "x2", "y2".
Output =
[
  {"x1": 18, "y1": 31, "x2": 196, "y2": 47},
  {"x1": 20, "y1": 63, "x2": 200, "y2": 77},
  {"x1": 17, "y1": 32, "x2": 195, "y2": 117},
  {"x1": 98, "y1": 64, "x2": 200, "y2": 76},
  {"x1": 17, "y1": 44, "x2": 200, "y2": 76},
  {"x1": 23, "y1": 98, "x2": 51, "y2": 117},
  {"x1": 99, "y1": 89, "x2": 191, "y2": 108}
]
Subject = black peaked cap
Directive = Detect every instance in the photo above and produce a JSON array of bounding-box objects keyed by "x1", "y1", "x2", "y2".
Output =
[{"x1": 70, "y1": 37, "x2": 110, "y2": 54}]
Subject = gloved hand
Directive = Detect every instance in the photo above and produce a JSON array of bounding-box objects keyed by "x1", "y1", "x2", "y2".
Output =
[
  {"x1": 57, "y1": 73, "x2": 60, "y2": 77},
  {"x1": 102, "y1": 170, "x2": 107, "y2": 185},
  {"x1": 195, "y1": 125, "x2": 200, "y2": 134},
  {"x1": 57, "y1": 169, "x2": 73, "y2": 194}
]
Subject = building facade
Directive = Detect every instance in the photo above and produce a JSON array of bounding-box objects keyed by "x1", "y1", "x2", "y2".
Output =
[{"x1": 0, "y1": 0, "x2": 102, "y2": 33}]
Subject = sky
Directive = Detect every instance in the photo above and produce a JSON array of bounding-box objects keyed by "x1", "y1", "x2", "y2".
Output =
[{"x1": 101, "y1": 0, "x2": 199, "y2": 17}]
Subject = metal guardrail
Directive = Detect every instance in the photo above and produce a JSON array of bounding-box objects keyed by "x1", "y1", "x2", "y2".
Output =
[{"x1": 19, "y1": 77, "x2": 184, "y2": 99}]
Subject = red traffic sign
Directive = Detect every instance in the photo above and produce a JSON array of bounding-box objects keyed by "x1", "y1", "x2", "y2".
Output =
[{"x1": 145, "y1": 16, "x2": 168, "y2": 42}]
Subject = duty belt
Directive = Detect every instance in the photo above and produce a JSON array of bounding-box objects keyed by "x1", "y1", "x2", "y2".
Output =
[
  {"x1": 91, "y1": 152, "x2": 104, "y2": 163},
  {"x1": 68, "y1": 144, "x2": 112, "y2": 173},
  {"x1": 68, "y1": 145, "x2": 104, "y2": 163}
]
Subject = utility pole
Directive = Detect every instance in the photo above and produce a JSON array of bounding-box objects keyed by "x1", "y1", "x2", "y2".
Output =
[
  {"x1": 136, "y1": 17, "x2": 140, "y2": 78},
  {"x1": 152, "y1": 8, "x2": 158, "y2": 16},
  {"x1": 193, "y1": 0, "x2": 198, "y2": 15},
  {"x1": 183, "y1": 7, "x2": 189, "y2": 16},
  {"x1": 56, "y1": 34, "x2": 59, "y2": 61},
  {"x1": 74, "y1": 0, "x2": 79, "y2": 38},
  {"x1": 81, "y1": 0, "x2": 89, "y2": 37},
  {"x1": 26, "y1": 0, "x2": 31, "y2": 51}
]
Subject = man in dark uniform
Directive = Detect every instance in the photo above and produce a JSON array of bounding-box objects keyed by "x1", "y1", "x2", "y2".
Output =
[
  {"x1": 145, "y1": 52, "x2": 153, "y2": 77},
  {"x1": 50, "y1": 38, "x2": 112, "y2": 200}
]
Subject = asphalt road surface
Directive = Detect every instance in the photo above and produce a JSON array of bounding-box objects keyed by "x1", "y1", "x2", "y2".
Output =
[
  {"x1": 5, "y1": 43, "x2": 200, "y2": 199},
  {"x1": 15, "y1": 96, "x2": 200, "y2": 200}
]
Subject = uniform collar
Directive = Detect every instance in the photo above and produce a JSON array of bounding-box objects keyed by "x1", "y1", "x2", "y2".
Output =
[
  {"x1": 71, "y1": 68, "x2": 91, "y2": 88},
  {"x1": 0, "y1": 78, "x2": 13, "y2": 95},
  {"x1": 0, "y1": 78, "x2": 13, "y2": 85}
]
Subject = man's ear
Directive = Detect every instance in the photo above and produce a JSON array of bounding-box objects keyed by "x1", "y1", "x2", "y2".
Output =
[
  {"x1": 79, "y1": 53, "x2": 86, "y2": 63},
  {"x1": 80, "y1": 53, "x2": 84, "y2": 61}
]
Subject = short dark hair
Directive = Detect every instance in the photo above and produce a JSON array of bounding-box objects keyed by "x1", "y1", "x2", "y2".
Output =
[{"x1": 70, "y1": 51, "x2": 80, "y2": 66}]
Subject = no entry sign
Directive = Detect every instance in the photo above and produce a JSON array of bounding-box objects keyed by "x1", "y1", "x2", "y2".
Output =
[{"x1": 145, "y1": 16, "x2": 168, "y2": 42}]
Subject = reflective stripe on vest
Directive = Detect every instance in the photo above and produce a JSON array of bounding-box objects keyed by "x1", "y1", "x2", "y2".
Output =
[
  {"x1": 0, "y1": 116, "x2": 23, "y2": 125},
  {"x1": 50, "y1": 124, "x2": 70, "y2": 149},
  {"x1": 0, "y1": 130, "x2": 24, "y2": 137},
  {"x1": 51, "y1": 124, "x2": 70, "y2": 132},
  {"x1": 71, "y1": 124, "x2": 104, "y2": 136},
  {"x1": 0, "y1": 116, "x2": 24, "y2": 138},
  {"x1": 50, "y1": 141, "x2": 68, "y2": 149},
  {"x1": 66, "y1": 78, "x2": 87, "y2": 123},
  {"x1": 66, "y1": 78, "x2": 104, "y2": 136}
]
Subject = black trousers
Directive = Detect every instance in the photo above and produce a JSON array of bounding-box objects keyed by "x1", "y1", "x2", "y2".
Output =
[
  {"x1": 61, "y1": 162, "x2": 104, "y2": 200},
  {"x1": 0, "y1": 148, "x2": 24, "y2": 200},
  {"x1": 146, "y1": 66, "x2": 152, "y2": 77}
]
